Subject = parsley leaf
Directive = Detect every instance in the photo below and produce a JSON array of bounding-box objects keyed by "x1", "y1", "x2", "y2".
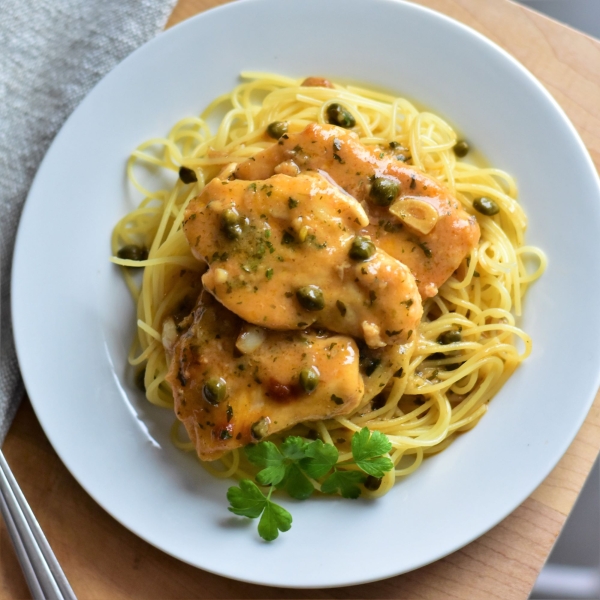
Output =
[
  {"x1": 351, "y1": 428, "x2": 394, "y2": 477},
  {"x1": 258, "y1": 498, "x2": 292, "y2": 541},
  {"x1": 245, "y1": 441, "x2": 286, "y2": 486},
  {"x1": 279, "y1": 463, "x2": 314, "y2": 500},
  {"x1": 300, "y1": 439, "x2": 339, "y2": 479},
  {"x1": 227, "y1": 480, "x2": 292, "y2": 541},
  {"x1": 321, "y1": 469, "x2": 366, "y2": 499},
  {"x1": 246, "y1": 437, "x2": 315, "y2": 496},
  {"x1": 281, "y1": 436, "x2": 310, "y2": 461},
  {"x1": 227, "y1": 479, "x2": 268, "y2": 518}
]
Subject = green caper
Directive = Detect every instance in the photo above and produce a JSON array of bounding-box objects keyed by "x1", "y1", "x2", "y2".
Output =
[
  {"x1": 296, "y1": 285, "x2": 325, "y2": 311},
  {"x1": 361, "y1": 356, "x2": 381, "y2": 377},
  {"x1": 437, "y1": 330, "x2": 462, "y2": 345},
  {"x1": 203, "y1": 377, "x2": 227, "y2": 405},
  {"x1": 266, "y1": 121, "x2": 288, "y2": 139},
  {"x1": 117, "y1": 244, "x2": 148, "y2": 261},
  {"x1": 221, "y1": 207, "x2": 246, "y2": 240},
  {"x1": 473, "y1": 197, "x2": 500, "y2": 216},
  {"x1": 349, "y1": 236, "x2": 376, "y2": 261},
  {"x1": 326, "y1": 103, "x2": 356, "y2": 128},
  {"x1": 299, "y1": 367, "x2": 319, "y2": 394},
  {"x1": 179, "y1": 166, "x2": 198, "y2": 184},
  {"x1": 453, "y1": 140, "x2": 470, "y2": 158},
  {"x1": 364, "y1": 475, "x2": 382, "y2": 491},
  {"x1": 251, "y1": 417, "x2": 270, "y2": 440},
  {"x1": 369, "y1": 177, "x2": 399, "y2": 206}
]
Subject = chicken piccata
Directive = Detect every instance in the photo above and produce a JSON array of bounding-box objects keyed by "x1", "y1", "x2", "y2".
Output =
[{"x1": 165, "y1": 123, "x2": 479, "y2": 460}]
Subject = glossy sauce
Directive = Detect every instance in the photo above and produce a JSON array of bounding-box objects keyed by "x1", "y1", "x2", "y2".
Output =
[
  {"x1": 183, "y1": 172, "x2": 422, "y2": 347},
  {"x1": 166, "y1": 293, "x2": 363, "y2": 460},
  {"x1": 235, "y1": 124, "x2": 480, "y2": 298}
]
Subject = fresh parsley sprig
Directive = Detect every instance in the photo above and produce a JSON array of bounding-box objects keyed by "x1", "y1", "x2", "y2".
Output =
[
  {"x1": 226, "y1": 428, "x2": 394, "y2": 541},
  {"x1": 227, "y1": 480, "x2": 292, "y2": 541},
  {"x1": 349, "y1": 427, "x2": 394, "y2": 477}
]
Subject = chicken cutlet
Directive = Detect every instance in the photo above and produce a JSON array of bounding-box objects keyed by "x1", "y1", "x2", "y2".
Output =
[
  {"x1": 234, "y1": 123, "x2": 480, "y2": 298},
  {"x1": 183, "y1": 172, "x2": 422, "y2": 348},
  {"x1": 165, "y1": 292, "x2": 363, "y2": 461}
]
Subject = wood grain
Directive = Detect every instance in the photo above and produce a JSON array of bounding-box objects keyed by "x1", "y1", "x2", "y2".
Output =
[{"x1": 2, "y1": 0, "x2": 600, "y2": 598}]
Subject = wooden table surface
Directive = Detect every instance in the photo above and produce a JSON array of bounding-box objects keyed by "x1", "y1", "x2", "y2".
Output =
[{"x1": 2, "y1": 0, "x2": 600, "y2": 598}]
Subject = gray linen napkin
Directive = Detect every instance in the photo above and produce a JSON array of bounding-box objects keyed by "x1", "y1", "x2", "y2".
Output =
[{"x1": 0, "y1": 0, "x2": 178, "y2": 442}]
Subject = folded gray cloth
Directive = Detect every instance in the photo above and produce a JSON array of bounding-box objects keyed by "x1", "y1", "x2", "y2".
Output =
[{"x1": 0, "y1": 0, "x2": 177, "y2": 442}]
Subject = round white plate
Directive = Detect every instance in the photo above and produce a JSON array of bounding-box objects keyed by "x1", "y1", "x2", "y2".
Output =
[{"x1": 12, "y1": 0, "x2": 600, "y2": 588}]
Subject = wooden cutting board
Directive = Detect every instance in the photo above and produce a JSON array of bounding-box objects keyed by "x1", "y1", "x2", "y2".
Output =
[{"x1": 2, "y1": 0, "x2": 600, "y2": 598}]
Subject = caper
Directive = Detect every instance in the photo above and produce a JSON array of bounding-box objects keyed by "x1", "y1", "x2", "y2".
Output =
[
  {"x1": 361, "y1": 356, "x2": 381, "y2": 377},
  {"x1": 369, "y1": 177, "x2": 399, "y2": 206},
  {"x1": 179, "y1": 166, "x2": 198, "y2": 184},
  {"x1": 203, "y1": 377, "x2": 227, "y2": 405},
  {"x1": 221, "y1": 207, "x2": 246, "y2": 240},
  {"x1": 117, "y1": 244, "x2": 148, "y2": 261},
  {"x1": 349, "y1": 236, "x2": 376, "y2": 261},
  {"x1": 364, "y1": 475, "x2": 382, "y2": 491},
  {"x1": 266, "y1": 121, "x2": 288, "y2": 139},
  {"x1": 251, "y1": 417, "x2": 270, "y2": 440},
  {"x1": 453, "y1": 140, "x2": 470, "y2": 158},
  {"x1": 299, "y1": 367, "x2": 319, "y2": 394},
  {"x1": 135, "y1": 368, "x2": 146, "y2": 392},
  {"x1": 473, "y1": 197, "x2": 500, "y2": 216},
  {"x1": 296, "y1": 285, "x2": 325, "y2": 311},
  {"x1": 437, "y1": 330, "x2": 462, "y2": 345},
  {"x1": 326, "y1": 103, "x2": 356, "y2": 128}
]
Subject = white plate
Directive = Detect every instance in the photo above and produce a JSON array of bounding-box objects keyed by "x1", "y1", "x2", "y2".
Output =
[{"x1": 12, "y1": 0, "x2": 600, "y2": 588}]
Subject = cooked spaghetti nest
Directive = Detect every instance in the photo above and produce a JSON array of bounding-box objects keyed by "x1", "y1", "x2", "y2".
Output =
[{"x1": 111, "y1": 73, "x2": 546, "y2": 498}]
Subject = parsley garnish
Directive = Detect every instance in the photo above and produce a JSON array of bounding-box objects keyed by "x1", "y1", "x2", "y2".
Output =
[
  {"x1": 320, "y1": 470, "x2": 365, "y2": 499},
  {"x1": 418, "y1": 242, "x2": 432, "y2": 258},
  {"x1": 226, "y1": 429, "x2": 394, "y2": 541},
  {"x1": 227, "y1": 480, "x2": 292, "y2": 542},
  {"x1": 331, "y1": 394, "x2": 344, "y2": 405},
  {"x1": 349, "y1": 428, "x2": 394, "y2": 477}
]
